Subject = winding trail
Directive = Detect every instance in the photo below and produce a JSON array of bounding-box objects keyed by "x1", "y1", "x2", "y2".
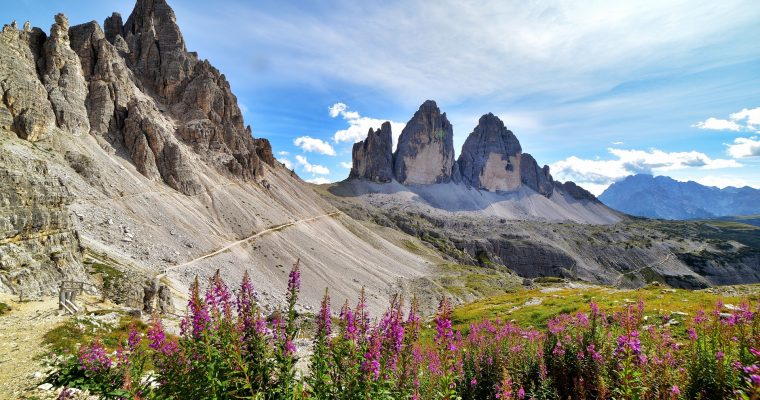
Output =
[{"x1": 158, "y1": 211, "x2": 341, "y2": 278}]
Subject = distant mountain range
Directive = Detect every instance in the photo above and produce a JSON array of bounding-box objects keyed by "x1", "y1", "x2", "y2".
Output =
[{"x1": 599, "y1": 174, "x2": 760, "y2": 220}]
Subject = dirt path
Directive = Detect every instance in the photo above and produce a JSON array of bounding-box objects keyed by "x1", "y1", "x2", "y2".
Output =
[
  {"x1": 0, "y1": 295, "x2": 67, "y2": 398},
  {"x1": 159, "y1": 211, "x2": 341, "y2": 276}
]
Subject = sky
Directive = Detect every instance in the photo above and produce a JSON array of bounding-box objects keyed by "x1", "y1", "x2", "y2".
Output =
[{"x1": 3, "y1": 0, "x2": 759, "y2": 194}]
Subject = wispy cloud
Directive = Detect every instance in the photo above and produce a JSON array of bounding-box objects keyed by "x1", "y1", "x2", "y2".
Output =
[
  {"x1": 329, "y1": 102, "x2": 406, "y2": 148},
  {"x1": 551, "y1": 147, "x2": 742, "y2": 195},
  {"x1": 183, "y1": 1, "x2": 760, "y2": 106},
  {"x1": 293, "y1": 136, "x2": 336, "y2": 156},
  {"x1": 339, "y1": 161, "x2": 352, "y2": 169}
]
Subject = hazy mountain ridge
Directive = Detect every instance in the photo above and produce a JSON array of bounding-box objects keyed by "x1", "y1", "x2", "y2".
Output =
[{"x1": 599, "y1": 174, "x2": 760, "y2": 220}]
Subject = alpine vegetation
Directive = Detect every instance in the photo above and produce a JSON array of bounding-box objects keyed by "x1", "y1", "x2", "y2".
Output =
[{"x1": 48, "y1": 262, "x2": 759, "y2": 399}]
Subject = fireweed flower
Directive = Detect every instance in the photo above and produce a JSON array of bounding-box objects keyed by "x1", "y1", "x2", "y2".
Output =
[
  {"x1": 615, "y1": 331, "x2": 642, "y2": 357},
  {"x1": 317, "y1": 289, "x2": 332, "y2": 337},
  {"x1": 78, "y1": 340, "x2": 112, "y2": 373},
  {"x1": 287, "y1": 261, "x2": 301, "y2": 303},
  {"x1": 237, "y1": 270, "x2": 258, "y2": 329},
  {"x1": 183, "y1": 277, "x2": 210, "y2": 338}
]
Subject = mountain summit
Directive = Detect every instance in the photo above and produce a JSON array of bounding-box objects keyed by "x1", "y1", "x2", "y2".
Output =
[
  {"x1": 599, "y1": 174, "x2": 760, "y2": 219},
  {"x1": 347, "y1": 101, "x2": 597, "y2": 204}
]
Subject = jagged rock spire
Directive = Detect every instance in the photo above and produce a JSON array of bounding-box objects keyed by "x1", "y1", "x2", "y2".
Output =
[
  {"x1": 350, "y1": 122, "x2": 394, "y2": 182},
  {"x1": 393, "y1": 100, "x2": 457, "y2": 185},
  {"x1": 457, "y1": 113, "x2": 522, "y2": 191}
]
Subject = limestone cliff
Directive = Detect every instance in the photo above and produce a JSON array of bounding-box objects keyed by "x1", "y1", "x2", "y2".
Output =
[
  {"x1": 457, "y1": 113, "x2": 523, "y2": 192},
  {"x1": 393, "y1": 100, "x2": 457, "y2": 184},
  {"x1": 0, "y1": 146, "x2": 86, "y2": 295},
  {"x1": 350, "y1": 122, "x2": 394, "y2": 182}
]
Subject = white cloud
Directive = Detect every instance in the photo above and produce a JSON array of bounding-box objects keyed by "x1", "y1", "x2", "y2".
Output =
[
  {"x1": 328, "y1": 103, "x2": 347, "y2": 118},
  {"x1": 551, "y1": 147, "x2": 742, "y2": 195},
  {"x1": 612, "y1": 141, "x2": 624, "y2": 145},
  {"x1": 329, "y1": 103, "x2": 406, "y2": 148},
  {"x1": 693, "y1": 175, "x2": 748, "y2": 188},
  {"x1": 692, "y1": 117, "x2": 742, "y2": 132},
  {"x1": 278, "y1": 157, "x2": 293, "y2": 170},
  {"x1": 277, "y1": 151, "x2": 290, "y2": 156},
  {"x1": 340, "y1": 161, "x2": 352, "y2": 169},
  {"x1": 730, "y1": 107, "x2": 760, "y2": 131},
  {"x1": 693, "y1": 106, "x2": 760, "y2": 132},
  {"x1": 293, "y1": 136, "x2": 336, "y2": 156},
  {"x1": 295, "y1": 155, "x2": 330, "y2": 175},
  {"x1": 305, "y1": 177, "x2": 331, "y2": 184},
  {"x1": 727, "y1": 137, "x2": 760, "y2": 158}
]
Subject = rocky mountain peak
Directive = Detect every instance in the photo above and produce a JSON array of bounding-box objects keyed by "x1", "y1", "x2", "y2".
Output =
[
  {"x1": 457, "y1": 113, "x2": 523, "y2": 191},
  {"x1": 350, "y1": 121, "x2": 394, "y2": 182},
  {"x1": 393, "y1": 100, "x2": 457, "y2": 184}
]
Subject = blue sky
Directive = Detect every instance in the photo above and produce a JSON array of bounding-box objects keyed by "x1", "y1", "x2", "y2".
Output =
[{"x1": 4, "y1": 0, "x2": 760, "y2": 194}]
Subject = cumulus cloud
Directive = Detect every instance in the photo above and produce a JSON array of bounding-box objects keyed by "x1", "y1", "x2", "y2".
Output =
[
  {"x1": 293, "y1": 136, "x2": 336, "y2": 156},
  {"x1": 340, "y1": 161, "x2": 352, "y2": 169},
  {"x1": 278, "y1": 157, "x2": 294, "y2": 170},
  {"x1": 730, "y1": 107, "x2": 760, "y2": 131},
  {"x1": 295, "y1": 155, "x2": 330, "y2": 175},
  {"x1": 694, "y1": 175, "x2": 748, "y2": 189},
  {"x1": 305, "y1": 177, "x2": 331, "y2": 184},
  {"x1": 329, "y1": 103, "x2": 406, "y2": 148},
  {"x1": 693, "y1": 106, "x2": 760, "y2": 132},
  {"x1": 727, "y1": 137, "x2": 760, "y2": 158},
  {"x1": 692, "y1": 117, "x2": 742, "y2": 132},
  {"x1": 551, "y1": 147, "x2": 742, "y2": 195},
  {"x1": 277, "y1": 151, "x2": 290, "y2": 156}
]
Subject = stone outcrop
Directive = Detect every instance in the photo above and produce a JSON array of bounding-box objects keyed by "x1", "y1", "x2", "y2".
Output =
[
  {"x1": 0, "y1": 149, "x2": 86, "y2": 295},
  {"x1": 393, "y1": 100, "x2": 457, "y2": 184},
  {"x1": 346, "y1": 106, "x2": 599, "y2": 200},
  {"x1": 350, "y1": 122, "x2": 394, "y2": 182},
  {"x1": 39, "y1": 14, "x2": 90, "y2": 137},
  {"x1": 0, "y1": 23, "x2": 55, "y2": 142},
  {"x1": 555, "y1": 181, "x2": 598, "y2": 202},
  {"x1": 457, "y1": 113, "x2": 523, "y2": 191},
  {"x1": 112, "y1": 0, "x2": 271, "y2": 181},
  {"x1": 520, "y1": 153, "x2": 554, "y2": 197}
]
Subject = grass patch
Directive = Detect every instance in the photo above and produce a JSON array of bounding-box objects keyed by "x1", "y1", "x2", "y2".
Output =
[
  {"x1": 0, "y1": 302, "x2": 10, "y2": 315},
  {"x1": 86, "y1": 261, "x2": 123, "y2": 292},
  {"x1": 435, "y1": 263, "x2": 521, "y2": 299},
  {"x1": 43, "y1": 314, "x2": 147, "y2": 356},
  {"x1": 451, "y1": 284, "x2": 760, "y2": 336}
]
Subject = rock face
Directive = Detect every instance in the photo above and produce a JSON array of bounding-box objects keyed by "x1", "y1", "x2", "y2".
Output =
[
  {"x1": 350, "y1": 122, "x2": 394, "y2": 182},
  {"x1": 347, "y1": 106, "x2": 593, "y2": 201},
  {"x1": 40, "y1": 14, "x2": 91, "y2": 137},
  {"x1": 456, "y1": 113, "x2": 555, "y2": 196},
  {"x1": 61, "y1": 0, "x2": 273, "y2": 194},
  {"x1": 457, "y1": 113, "x2": 523, "y2": 191},
  {"x1": 0, "y1": 23, "x2": 55, "y2": 142},
  {"x1": 393, "y1": 100, "x2": 457, "y2": 184},
  {"x1": 520, "y1": 153, "x2": 554, "y2": 197},
  {"x1": 0, "y1": 149, "x2": 86, "y2": 295},
  {"x1": 0, "y1": 0, "x2": 281, "y2": 296}
]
